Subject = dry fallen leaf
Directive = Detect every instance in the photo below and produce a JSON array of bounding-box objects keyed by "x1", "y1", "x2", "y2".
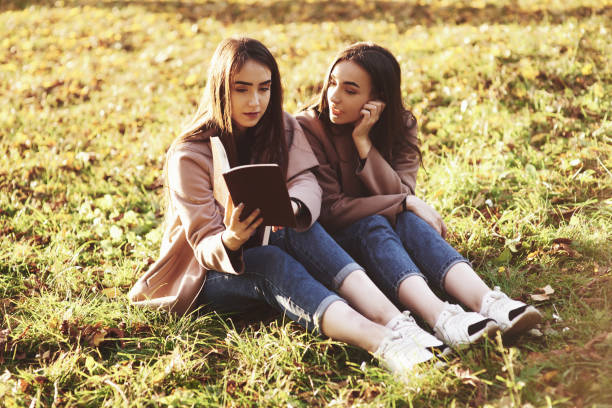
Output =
[
  {"x1": 552, "y1": 237, "x2": 572, "y2": 245},
  {"x1": 18, "y1": 378, "x2": 30, "y2": 393},
  {"x1": 530, "y1": 294, "x2": 548, "y2": 301},
  {"x1": 530, "y1": 284, "x2": 555, "y2": 301},
  {"x1": 539, "y1": 285, "x2": 555, "y2": 295},
  {"x1": 540, "y1": 370, "x2": 558, "y2": 384},
  {"x1": 453, "y1": 366, "x2": 483, "y2": 387},
  {"x1": 89, "y1": 329, "x2": 108, "y2": 347}
]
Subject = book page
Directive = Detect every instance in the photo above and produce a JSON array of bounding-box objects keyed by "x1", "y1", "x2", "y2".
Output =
[{"x1": 210, "y1": 136, "x2": 230, "y2": 207}]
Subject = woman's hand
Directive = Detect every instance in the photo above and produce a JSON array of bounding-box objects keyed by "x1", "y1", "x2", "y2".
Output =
[
  {"x1": 404, "y1": 195, "x2": 448, "y2": 238},
  {"x1": 221, "y1": 197, "x2": 263, "y2": 251},
  {"x1": 352, "y1": 100, "x2": 385, "y2": 159},
  {"x1": 272, "y1": 200, "x2": 299, "y2": 232}
]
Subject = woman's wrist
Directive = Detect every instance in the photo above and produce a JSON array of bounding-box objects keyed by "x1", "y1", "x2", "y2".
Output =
[
  {"x1": 352, "y1": 134, "x2": 372, "y2": 159},
  {"x1": 404, "y1": 195, "x2": 418, "y2": 212},
  {"x1": 221, "y1": 230, "x2": 242, "y2": 251}
]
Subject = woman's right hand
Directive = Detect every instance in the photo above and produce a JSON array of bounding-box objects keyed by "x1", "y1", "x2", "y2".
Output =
[
  {"x1": 221, "y1": 197, "x2": 263, "y2": 251},
  {"x1": 404, "y1": 195, "x2": 448, "y2": 238}
]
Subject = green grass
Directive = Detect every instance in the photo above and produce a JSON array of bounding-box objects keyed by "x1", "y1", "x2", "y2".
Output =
[{"x1": 1, "y1": 0, "x2": 611, "y2": 406}]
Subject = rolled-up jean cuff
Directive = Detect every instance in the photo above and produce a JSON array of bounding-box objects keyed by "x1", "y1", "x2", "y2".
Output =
[
  {"x1": 331, "y1": 262, "x2": 363, "y2": 290},
  {"x1": 394, "y1": 271, "x2": 427, "y2": 299},
  {"x1": 439, "y1": 258, "x2": 471, "y2": 291},
  {"x1": 313, "y1": 294, "x2": 346, "y2": 335}
]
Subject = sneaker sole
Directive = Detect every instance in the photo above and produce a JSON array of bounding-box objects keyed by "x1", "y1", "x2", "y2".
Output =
[{"x1": 502, "y1": 307, "x2": 542, "y2": 339}]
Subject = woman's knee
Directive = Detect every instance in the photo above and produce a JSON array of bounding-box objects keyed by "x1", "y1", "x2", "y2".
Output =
[
  {"x1": 246, "y1": 246, "x2": 302, "y2": 280},
  {"x1": 356, "y1": 214, "x2": 393, "y2": 235},
  {"x1": 397, "y1": 210, "x2": 432, "y2": 231},
  {"x1": 286, "y1": 221, "x2": 326, "y2": 242},
  {"x1": 255, "y1": 245, "x2": 295, "y2": 268}
]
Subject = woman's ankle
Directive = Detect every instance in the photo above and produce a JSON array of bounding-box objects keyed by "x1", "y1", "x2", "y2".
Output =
[
  {"x1": 398, "y1": 275, "x2": 447, "y2": 327},
  {"x1": 320, "y1": 300, "x2": 390, "y2": 352},
  {"x1": 443, "y1": 263, "x2": 491, "y2": 311},
  {"x1": 338, "y1": 270, "x2": 401, "y2": 325}
]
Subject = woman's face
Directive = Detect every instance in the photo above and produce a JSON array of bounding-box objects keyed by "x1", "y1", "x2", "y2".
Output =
[
  {"x1": 230, "y1": 59, "x2": 272, "y2": 133},
  {"x1": 326, "y1": 60, "x2": 373, "y2": 125}
]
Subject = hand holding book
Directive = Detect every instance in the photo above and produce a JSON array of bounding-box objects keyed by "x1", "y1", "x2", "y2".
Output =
[
  {"x1": 221, "y1": 195, "x2": 263, "y2": 251},
  {"x1": 210, "y1": 136, "x2": 297, "y2": 228}
]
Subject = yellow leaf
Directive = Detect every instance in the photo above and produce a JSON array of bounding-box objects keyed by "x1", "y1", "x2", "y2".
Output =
[
  {"x1": 2, "y1": 62, "x2": 17, "y2": 72},
  {"x1": 519, "y1": 59, "x2": 538, "y2": 80},
  {"x1": 541, "y1": 370, "x2": 558, "y2": 383},
  {"x1": 426, "y1": 121, "x2": 441, "y2": 132},
  {"x1": 91, "y1": 330, "x2": 107, "y2": 347},
  {"x1": 581, "y1": 63, "x2": 593, "y2": 76},
  {"x1": 184, "y1": 74, "x2": 198, "y2": 87},
  {"x1": 592, "y1": 83, "x2": 603, "y2": 98},
  {"x1": 101, "y1": 287, "x2": 122, "y2": 299}
]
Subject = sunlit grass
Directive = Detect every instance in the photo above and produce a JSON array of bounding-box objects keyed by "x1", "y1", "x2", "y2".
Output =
[{"x1": 1, "y1": 0, "x2": 611, "y2": 406}]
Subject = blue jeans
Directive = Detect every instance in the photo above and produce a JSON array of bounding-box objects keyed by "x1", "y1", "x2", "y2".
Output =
[
  {"x1": 196, "y1": 224, "x2": 360, "y2": 334},
  {"x1": 333, "y1": 212, "x2": 469, "y2": 304},
  {"x1": 269, "y1": 222, "x2": 364, "y2": 291}
]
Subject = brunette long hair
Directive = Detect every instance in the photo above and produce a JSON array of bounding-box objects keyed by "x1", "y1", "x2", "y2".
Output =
[
  {"x1": 174, "y1": 37, "x2": 287, "y2": 171},
  {"x1": 314, "y1": 42, "x2": 421, "y2": 163},
  {"x1": 160, "y1": 37, "x2": 287, "y2": 224}
]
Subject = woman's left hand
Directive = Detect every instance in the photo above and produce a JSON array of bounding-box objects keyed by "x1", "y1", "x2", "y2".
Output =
[
  {"x1": 404, "y1": 195, "x2": 448, "y2": 238},
  {"x1": 352, "y1": 100, "x2": 385, "y2": 158}
]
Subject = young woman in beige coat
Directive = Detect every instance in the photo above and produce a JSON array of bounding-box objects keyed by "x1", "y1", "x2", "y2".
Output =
[
  {"x1": 130, "y1": 37, "x2": 451, "y2": 377},
  {"x1": 297, "y1": 43, "x2": 542, "y2": 348}
]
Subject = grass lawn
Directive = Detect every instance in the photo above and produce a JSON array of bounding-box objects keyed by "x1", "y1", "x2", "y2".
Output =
[{"x1": 1, "y1": 0, "x2": 611, "y2": 406}]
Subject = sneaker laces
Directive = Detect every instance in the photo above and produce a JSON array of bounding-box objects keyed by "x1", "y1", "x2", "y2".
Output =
[
  {"x1": 374, "y1": 331, "x2": 434, "y2": 373},
  {"x1": 480, "y1": 286, "x2": 529, "y2": 329},
  {"x1": 481, "y1": 286, "x2": 544, "y2": 337},
  {"x1": 390, "y1": 312, "x2": 445, "y2": 350},
  {"x1": 480, "y1": 286, "x2": 511, "y2": 316}
]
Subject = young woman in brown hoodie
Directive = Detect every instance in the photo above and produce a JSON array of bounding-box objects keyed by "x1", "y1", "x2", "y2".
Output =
[
  {"x1": 130, "y1": 37, "x2": 450, "y2": 376},
  {"x1": 297, "y1": 43, "x2": 542, "y2": 348}
]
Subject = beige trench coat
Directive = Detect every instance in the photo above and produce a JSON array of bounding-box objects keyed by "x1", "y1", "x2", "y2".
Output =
[{"x1": 129, "y1": 112, "x2": 321, "y2": 315}]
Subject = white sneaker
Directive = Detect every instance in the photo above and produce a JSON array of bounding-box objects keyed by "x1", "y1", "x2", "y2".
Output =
[
  {"x1": 433, "y1": 303, "x2": 499, "y2": 347},
  {"x1": 373, "y1": 331, "x2": 435, "y2": 374},
  {"x1": 387, "y1": 311, "x2": 450, "y2": 356},
  {"x1": 480, "y1": 286, "x2": 542, "y2": 338}
]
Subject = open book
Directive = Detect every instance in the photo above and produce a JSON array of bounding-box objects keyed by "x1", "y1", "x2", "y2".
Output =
[{"x1": 210, "y1": 136, "x2": 297, "y2": 231}]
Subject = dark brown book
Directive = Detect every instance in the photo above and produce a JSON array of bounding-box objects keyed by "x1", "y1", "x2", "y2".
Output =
[{"x1": 210, "y1": 136, "x2": 296, "y2": 228}]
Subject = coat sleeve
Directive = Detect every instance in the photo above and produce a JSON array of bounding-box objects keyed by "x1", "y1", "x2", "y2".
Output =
[
  {"x1": 356, "y1": 115, "x2": 420, "y2": 195},
  {"x1": 167, "y1": 145, "x2": 244, "y2": 274},
  {"x1": 284, "y1": 112, "x2": 322, "y2": 231},
  {"x1": 287, "y1": 170, "x2": 321, "y2": 230},
  {"x1": 300, "y1": 123, "x2": 406, "y2": 233}
]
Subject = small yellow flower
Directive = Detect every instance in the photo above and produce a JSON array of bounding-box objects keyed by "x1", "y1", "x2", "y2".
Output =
[
  {"x1": 184, "y1": 74, "x2": 198, "y2": 87},
  {"x1": 581, "y1": 63, "x2": 593, "y2": 76}
]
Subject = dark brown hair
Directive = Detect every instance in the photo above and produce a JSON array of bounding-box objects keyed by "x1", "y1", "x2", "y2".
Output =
[
  {"x1": 314, "y1": 42, "x2": 421, "y2": 163},
  {"x1": 173, "y1": 36, "x2": 287, "y2": 172}
]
